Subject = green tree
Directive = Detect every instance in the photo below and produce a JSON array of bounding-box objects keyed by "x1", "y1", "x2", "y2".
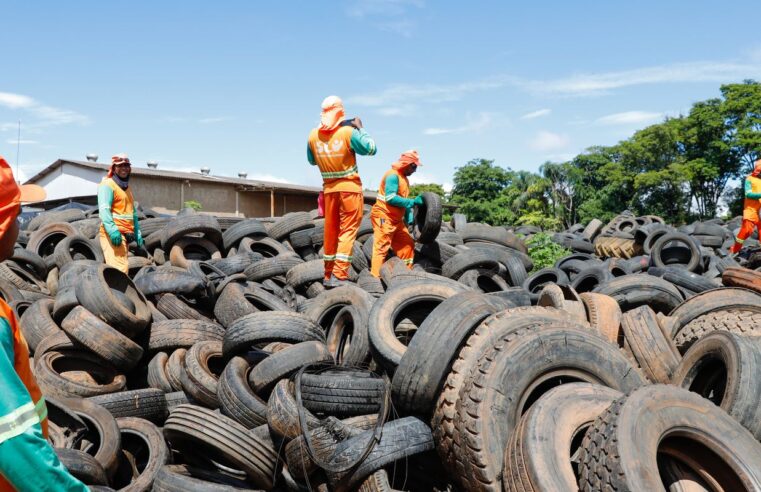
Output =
[
  {"x1": 449, "y1": 159, "x2": 512, "y2": 224},
  {"x1": 183, "y1": 200, "x2": 202, "y2": 211},
  {"x1": 721, "y1": 80, "x2": 761, "y2": 173},
  {"x1": 409, "y1": 183, "x2": 447, "y2": 198}
]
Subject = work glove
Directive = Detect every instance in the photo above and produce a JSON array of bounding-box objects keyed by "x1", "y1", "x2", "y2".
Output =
[
  {"x1": 108, "y1": 229, "x2": 123, "y2": 246},
  {"x1": 413, "y1": 195, "x2": 424, "y2": 206},
  {"x1": 405, "y1": 207, "x2": 415, "y2": 225},
  {"x1": 136, "y1": 230, "x2": 144, "y2": 248}
]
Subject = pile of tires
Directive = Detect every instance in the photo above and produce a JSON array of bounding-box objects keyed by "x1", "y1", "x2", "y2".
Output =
[{"x1": 6, "y1": 202, "x2": 761, "y2": 491}]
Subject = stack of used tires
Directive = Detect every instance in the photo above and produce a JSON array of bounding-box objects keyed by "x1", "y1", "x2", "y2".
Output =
[{"x1": 6, "y1": 200, "x2": 761, "y2": 491}]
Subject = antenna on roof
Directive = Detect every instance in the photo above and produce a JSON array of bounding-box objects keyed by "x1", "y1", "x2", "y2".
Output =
[
  {"x1": 238, "y1": 172, "x2": 248, "y2": 179},
  {"x1": 147, "y1": 160, "x2": 158, "y2": 169},
  {"x1": 86, "y1": 154, "x2": 98, "y2": 162},
  {"x1": 200, "y1": 167, "x2": 210, "y2": 175}
]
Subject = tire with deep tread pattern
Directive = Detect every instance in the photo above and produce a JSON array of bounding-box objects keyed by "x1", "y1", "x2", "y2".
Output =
[
  {"x1": 217, "y1": 356, "x2": 268, "y2": 429},
  {"x1": 223, "y1": 311, "x2": 324, "y2": 359},
  {"x1": 577, "y1": 385, "x2": 761, "y2": 491},
  {"x1": 620, "y1": 305, "x2": 681, "y2": 383}
]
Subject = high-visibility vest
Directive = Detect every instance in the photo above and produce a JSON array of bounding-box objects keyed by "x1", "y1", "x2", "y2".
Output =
[
  {"x1": 308, "y1": 126, "x2": 361, "y2": 194},
  {"x1": 0, "y1": 299, "x2": 48, "y2": 491},
  {"x1": 744, "y1": 175, "x2": 761, "y2": 222},
  {"x1": 99, "y1": 178, "x2": 135, "y2": 234},
  {"x1": 373, "y1": 169, "x2": 409, "y2": 222}
]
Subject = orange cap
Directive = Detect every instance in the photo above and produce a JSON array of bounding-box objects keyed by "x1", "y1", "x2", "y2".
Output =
[
  {"x1": 319, "y1": 96, "x2": 345, "y2": 132},
  {"x1": 0, "y1": 156, "x2": 46, "y2": 240},
  {"x1": 391, "y1": 150, "x2": 421, "y2": 170}
]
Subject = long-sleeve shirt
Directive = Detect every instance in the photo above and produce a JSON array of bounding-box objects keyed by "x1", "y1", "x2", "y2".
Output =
[
  {"x1": 306, "y1": 127, "x2": 377, "y2": 165},
  {"x1": 0, "y1": 317, "x2": 88, "y2": 492},
  {"x1": 745, "y1": 178, "x2": 761, "y2": 199},
  {"x1": 382, "y1": 173, "x2": 415, "y2": 209}
]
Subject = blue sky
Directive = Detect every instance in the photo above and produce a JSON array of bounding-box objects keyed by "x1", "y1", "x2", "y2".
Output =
[{"x1": 1, "y1": 1, "x2": 760, "y2": 192}]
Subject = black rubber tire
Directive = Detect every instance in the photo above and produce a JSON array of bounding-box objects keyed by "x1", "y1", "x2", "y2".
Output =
[
  {"x1": 413, "y1": 192, "x2": 442, "y2": 244},
  {"x1": 582, "y1": 219, "x2": 604, "y2": 241},
  {"x1": 502, "y1": 383, "x2": 622, "y2": 492},
  {"x1": 650, "y1": 232, "x2": 702, "y2": 272},
  {"x1": 217, "y1": 356, "x2": 268, "y2": 429},
  {"x1": 61, "y1": 306, "x2": 144, "y2": 371},
  {"x1": 248, "y1": 341, "x2": 333, "y2": 395},
  {"x1": 578, "y1": 385, "x2": 761, "y2": 492},
  {"x1": 667, "y1": 287, "x2": 761, "y2": 341},
  {"x1": 671, "y1": 331, "x2": 761, "y2": 440},
  {"x1": 76, "y1": 264, "x2": 151, "y2": 338},
  {"x1": 457, "y1": 268, "x2": 510, "y2": 292},
  {"x1": 19, "y1": 298, "x2": 60, "y2": 353},
  {"x1": 113, "y1": 416, "x2": 170, "y2": 492},
  {"x1": 0, "y1": 277, "x2": 23, "y2": 304},
  {"x1": 0, "y1": 260, "x2": 47, "y2": 293},
  {"x1": 392, "y1": 291, "x2": 514, "y2": 415},
  {"x1": 460, "y1": 223, "x2": 527, "y2": 253},
  {"x1": 88, "y1": 388, "x2": 168, "y2": 424},
  {"x1": 222, "y1": 219, "x2": 268, "y2": 251},
  {"x1": 268, "y1": 212, "x2": 314, "y2": 240},
  {"x1": 169, "y1": 237, "x2": 222, "y2": 269},
  {"x1": 243, "y1": 254, "x2": 304, "y2": 282},
  {"x1": 10, "y1": 247, "x2": 48, "y2": 280},
  {"x1": 593, "y1": 274, "x2": 683, "y2": 314},
  {"x1": 570, "y1": 265, "x2": 614, "y2": 293},
  {"x1": 223, "y1": 311, "x2": 324, "y2": 359},
  {"x1": 155, "y1": 293, "x2": 211, "y2": 322},
  {"x1": 238, "y1": 236, "x2": 290, "y2": 258},
  {"x1": 152, "y1": 464, "x2": 252, "y2": 491},
  {"x1": 133, "y1": 270, "x2": 209, "y2": 298},
  {"x1": 646, "y1": 266, "x2": 718, "y2": 293},
  {"x1": 522, "y1": 267, "x2": 569, "y2": 301},
  {"x1": 26, "y1": 222, "x2": 77, "y2": 260},
  {"x1": 441, "y1": 249, "x2": 500, "y2": 280},
  {"x1": 52, "y1": 233, "x2": 105, "y2": 268},
  {"x1": 179, "y1": 340, "x2": 224, "y2": 408},
  {"x1": 147, "y1": 352, "x2": 174, "y2": 393},
  {"x1": 368, "y1": 279, "x2": 467, "y2": 371},
  {"x1": 286, "y1": 259, "x2": 324, "y2": 288},
  {"x1": 454, "y1": 327, "x2": 645, "y2": 491},
  {"x1": 49, "y1": 396, "x2": 122, "y2": 480},
  {"x1": 325, "y1": 417, "x2": 434, "y2": 490},
  {"x1": 304, "y1": 284, "x2": 375, "y2": 331},
  {"x1": 55, "y1": 448, "x2": 109, "y2": 486},
  {"x1": 161, "y1": 214, "x2": 222, "y2": 251},
  {"x1": 146, "y1": 320, "x2": 224, "y2": 352},
  {"x1": 299, "y1": 370, "x2": 385, "y2": 416},
  {"x1": 35, "y1": 350, "x2": 127, "y2": 398},
  {"x1": 163, "y1": 404, "x2": 278, "y2": 489},
  {"x1": 213, "y1": 281, "x2": 290, "y2": 327},
  {"x1": 325, "y1": 303, "x2": 372, "y2": 366},
  {"x1": 266, "y1": 380, "x2": 321, "y2": 440},
  {"x1": 620, "y1": 305, "x2": 681, "y2": 383}
]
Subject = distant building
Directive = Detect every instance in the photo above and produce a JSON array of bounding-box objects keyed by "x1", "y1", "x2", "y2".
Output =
[{"x1": 24, "y1": 158, "x2": 376, "y2": 216}]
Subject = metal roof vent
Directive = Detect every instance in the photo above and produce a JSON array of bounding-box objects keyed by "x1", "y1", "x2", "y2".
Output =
[
  {"x1": 147, "y1": 161, "x2": 158, "y2": 169},
  {"x1": 200, "y1": 167, "x2": 211, "y2": 175},
  {"x1": 86, "y1": 154, "x2": 98, "y2": 162},
  {"x1": 238, "y1": 172, "x2": 248, "y2": 179}
]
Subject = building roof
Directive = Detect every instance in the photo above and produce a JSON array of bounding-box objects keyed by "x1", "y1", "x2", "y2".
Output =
[{"x1": 25, "y1": 158, "x2": 353, "y2": 196}]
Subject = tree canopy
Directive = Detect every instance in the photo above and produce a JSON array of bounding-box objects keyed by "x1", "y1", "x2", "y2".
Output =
[{"x1": 427, "y1": 81, "x2": 761, "y2": 228}]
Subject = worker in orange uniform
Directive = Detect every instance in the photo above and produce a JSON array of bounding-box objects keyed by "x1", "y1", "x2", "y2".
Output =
[
  {"x1": 98, "y1": 154, "x2": 143, "y2": 274},
  {"x1": 307, "y1": 96, "x2": 377, "y2": 287},
  {"x1": 730, "y1": 158, "x2": 761, "y2": 254},
  {"x1": 370, "y1": 150, "x2": 424, "y2": 277},
  {"x1": 0, "y1": 157, "x2": 88, "y2": 491}
]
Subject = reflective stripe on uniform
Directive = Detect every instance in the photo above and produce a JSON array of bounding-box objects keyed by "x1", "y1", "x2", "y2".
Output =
[
  {"x1": 402, "y1": 258, "x2": 414, "y2": 264},
  {"x1": 323, "y1": 254, "x2": 336, "y2": 261},
  {"x1": 0, "y1": 399, "x2": 45, "y2": 445},
  {"x1": 321, "y1": 165, "x2": 359, "y2": 179},
  {"x1": 335, "y1": 253, "x2": 353, "y2": 262},
  {"x1": 112, "y1": 213, "x2": 134, "y2": 220},
  {"x1": 736, "y1": 237, "x2": 745, "y2": 244}
]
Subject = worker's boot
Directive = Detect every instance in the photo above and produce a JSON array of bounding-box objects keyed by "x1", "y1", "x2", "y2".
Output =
[{"x1": 324, "y1": 275, "x2": 350, "y2": 289}]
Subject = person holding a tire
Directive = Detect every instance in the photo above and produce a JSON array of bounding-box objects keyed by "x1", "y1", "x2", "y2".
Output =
[
  {"x1": 97, "y1": 154, "x2": 144, "y2": 274},
  {"x1": 370, "y1": 150, "x2": 423, "y2": 277},
  {"x1": 307, "y1": 96, "x2": 377, "y2": 288},
  {"x1": 0, "y1": 157, "x2": 88, "y2": 491},
  {"x1": 730, "y1": 158, "x2": 761, "y2": 255}
]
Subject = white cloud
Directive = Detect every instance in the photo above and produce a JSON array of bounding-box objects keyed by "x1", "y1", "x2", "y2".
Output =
[
  {"x1": 528, "y1": 61, "x2": 761, "y2": 96},
  {"x1": 347, "y1": 0, "x2": 423, "y2": 18},
  {"x1": 0, "y1": 92, "x2": 89, "y2": 129},
  {"x1": 347, "y1": 78, "x2": 510, "y2": 107},
  {"x1": 376, "y1": 105, "x2": 416, "y2": 117},
  {"x1": 423, "y1": 112, "x2": 492, "y2": 136},
  {"x1": 529, "y1": 131, "x2": 570, "y2": 152},
  {"x1": 198, "y1": 116, "x2": 231, "y2": 124},
  {"x1": 596, "y1": 111, "x2": 664, "y2": 126},
  {"x1": 520, "y1": 108, "x2": 552, "y2": 120},
  {"x1": 6, "y1": 139, "x2": 38, "y2": 145}
]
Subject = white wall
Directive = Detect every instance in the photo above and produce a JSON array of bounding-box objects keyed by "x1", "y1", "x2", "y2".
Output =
[{"x1": 35, "y1": 163, "x2": 105, "y2": 200}]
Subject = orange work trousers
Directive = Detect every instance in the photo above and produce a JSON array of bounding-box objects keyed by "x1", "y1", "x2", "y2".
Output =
[
  {"x1": 730, "y1": 218, "x2": 760, "y2": 253},
  {"x1": 370, "y1": 209, "x2": 415, "y2": 277},
  {"x1": 323, "y1": 191, "x2": 363, "y2": 280}
]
